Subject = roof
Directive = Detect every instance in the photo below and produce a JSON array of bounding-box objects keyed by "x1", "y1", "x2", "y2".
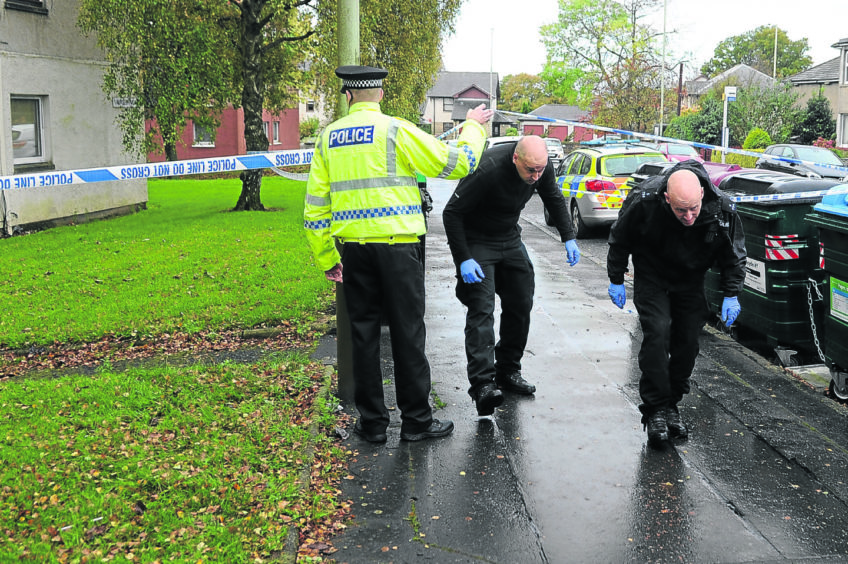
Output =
[
  {"x1": 427, "y1": 71, "x2": 500, "y2": 99},
  {"x1": 526, "y1": 104, "x2": 590, "y2": 122},
  {"x1": 448, "y1": 101, "x2": 516, "y2": 125},
  {"x1": 685, "y1": 64, "x2": 776, "y2": 96},
  {"x1": 787, "y1": 57, "x2": 841, "y2": 85}
]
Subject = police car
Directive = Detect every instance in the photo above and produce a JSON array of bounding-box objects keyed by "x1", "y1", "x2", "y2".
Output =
[{"x1": 544, "y1": 140, "x2": 667, "y2": 238}]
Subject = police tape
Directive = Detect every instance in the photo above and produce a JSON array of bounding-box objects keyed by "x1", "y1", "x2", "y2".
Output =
[
  {"x1": 0, "y1": 149, "x2": 314, "y2": 191},
  {"x1": 497, "y1": 110, "x2": 848, "y2": 176}
]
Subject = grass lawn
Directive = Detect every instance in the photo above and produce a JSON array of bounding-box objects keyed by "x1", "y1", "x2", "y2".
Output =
[{"x1": 0, "y1": 176, "x2": 349, "y2": 562}]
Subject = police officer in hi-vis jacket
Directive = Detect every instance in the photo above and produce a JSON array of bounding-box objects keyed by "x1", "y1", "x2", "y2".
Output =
[{"x1": 304, "y1": 65, "x2": 493, "y2": 443}]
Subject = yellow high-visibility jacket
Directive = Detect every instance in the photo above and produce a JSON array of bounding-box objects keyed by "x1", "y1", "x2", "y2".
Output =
[{"x1": 304, "y1": 101, "x2": 487, "y2": 271}]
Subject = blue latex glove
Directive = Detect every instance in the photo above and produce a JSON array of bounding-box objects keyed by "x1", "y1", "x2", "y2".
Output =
[
  {"x1": 608, "y1": 283, "x2": 626, "y2": 309},
  {"x1": 460, "y1": 258, "x2": 485, "y2": 283},
  {"x1": 721, "y1": 296, "x2": 741, "y2": 327},
  {"x1": 565, "y1": 239, "x2": 580, "y2": 266}
]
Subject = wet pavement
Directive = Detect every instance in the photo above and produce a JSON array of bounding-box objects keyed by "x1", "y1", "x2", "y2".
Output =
[{"x1": 326, "y1": 179, "x2": 848, "y2": 563}]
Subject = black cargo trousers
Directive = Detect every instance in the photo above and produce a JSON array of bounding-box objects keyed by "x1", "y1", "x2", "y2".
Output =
[
  {"x1": 455, "y1": 236, "x2": 535, "y2": 397},
  {"x1": 632, "y1": 271, "x2": 710, "y2": 419}
]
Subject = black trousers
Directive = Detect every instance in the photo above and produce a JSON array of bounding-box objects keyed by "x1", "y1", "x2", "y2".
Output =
[
  {"x1": 455, "y1": 237, "x2": 535, "y2": 396},
  {"x1": 632, "y1": 274, "x2": 709, "y2": 418},
  {"x1": 341, "y1": 242, "x2": 432, "y2": 435}
]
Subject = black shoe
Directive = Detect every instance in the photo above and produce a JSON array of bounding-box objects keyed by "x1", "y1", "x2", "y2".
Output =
[
  {"x1": 353, "y1": 421, "x2": 387, "y2": 443},
  {"x1": 400, "y1": 419, "x2": 454, "y2": 441},
  {"x1": 644, "y1": 410, "x2": 668, "y2": 445},
  {"x1": 495, "y1": 371, "x2": 536, "y2": 395},
  {"x1": 665, "y1": 407, "x2": 689, "y2": 439},
  {"x1": 473, "y1": 383, "x2": 504, "y2": 416}
]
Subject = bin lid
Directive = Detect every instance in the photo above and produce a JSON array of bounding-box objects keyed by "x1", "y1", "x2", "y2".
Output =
[
  {"x1": 719, "y1": 170, "x2": 838, "y2": 197},
  {"x1": 813, "y1": 184, "x2": 848, "y2": 217}
]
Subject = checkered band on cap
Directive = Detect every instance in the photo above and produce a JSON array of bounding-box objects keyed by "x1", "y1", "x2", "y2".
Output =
[{"x1": 342, "y1": 78, "x2": 383, "y2": 89}]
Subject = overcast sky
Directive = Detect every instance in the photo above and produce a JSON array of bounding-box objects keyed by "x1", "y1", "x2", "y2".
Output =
[{"x1": 441, "y1": 0, "x2": 846, "y2": 78}]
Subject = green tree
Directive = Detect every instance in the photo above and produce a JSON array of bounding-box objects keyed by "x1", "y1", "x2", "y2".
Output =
[
  {"x1": 77, "y1": 1, "x2": 233, "y2": 161},
  {"x1": 539, "y1": 62, "x2": 593, "y2": 108},
  {"x1": 79, "y1": 0, "x2": 314, "y2": 212},
  {"x1": 795, "y1": 93, "x2": 836, "y2": 144},
  {"x1": 700, "y1": 26, "x2": 812, "y2": 79},
  {"x1": 312, "y1": 0, "x2": 462, "y2": 123},
  {"x1": 728, "y1": 83, "x2": 801, "y2": 145},
  {"x1": 689, "y1": 92, "x2": 724, "y2": 146},
  {"x1": 500, "y1": 73, "x2": 553, "y2": 113},
  {"x1": 539, "y1": 0, "x2": 666, "y2": 131}
]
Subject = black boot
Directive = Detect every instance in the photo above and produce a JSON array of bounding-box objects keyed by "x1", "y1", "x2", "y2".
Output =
[
  {"x1": 665, "y1": 406, "x2": 689, "y2": 439},
  {"x1": 644, "y1": 410, "x2": 669, "y2": 446},
  {"x1": 495, "y1": 370, "x2": 536, "y2": 395},
  {"x1": 473, "y1": 382, "x2": 504, "y2": 416}
]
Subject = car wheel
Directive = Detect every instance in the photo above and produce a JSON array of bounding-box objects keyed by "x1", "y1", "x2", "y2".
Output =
[
  {"x1": 571, "y1": 201, "x2": 590, "y2": 239},
  {"x1": 543, "y1": 204, "x2": 553, "y2": 226}
]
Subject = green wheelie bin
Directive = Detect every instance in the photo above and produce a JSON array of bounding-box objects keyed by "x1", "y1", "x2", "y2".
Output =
[
  {"x1": 704, "y1": 173, "x2": 840, "y2": 363},
  {"x1": 805, "y1": 185, "x2": 848, "y2": 400}
]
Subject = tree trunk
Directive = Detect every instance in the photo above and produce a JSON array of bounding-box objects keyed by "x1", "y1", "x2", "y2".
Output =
[
  {"x1": 164, "y1": 141, "x2": 178, "y2": 162},
  {"x1": 233, "y1": 0, "x2": 269, "y2": 212}
]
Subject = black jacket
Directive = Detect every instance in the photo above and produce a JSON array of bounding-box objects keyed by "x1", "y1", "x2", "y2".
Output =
[
  {"x1": 443, "y1": 141, "x2": 575, "y2": 265},
  {"x1": 607, "y1": 161, "x2": 747, "y2": 296}
]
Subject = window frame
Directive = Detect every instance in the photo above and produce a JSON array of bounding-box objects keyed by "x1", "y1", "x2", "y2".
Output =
[
  {"x1": 5, "y1": 0, "x2": 48, "y2": 15},
  {"x1": 443, "y1": 98, "x2": 454, "y2": 111},
  {"x1": 11, "y1": 95, "x2": 46, "y2": 166},
  {"x1": 838, "y1": 114, "x2": 848, "y2": 148},
  {"x1": 192, "y1": 122, "x2": 215, "y2": 147},
  {"x1": 273, "y1": 121, "x2": 280, "y2": 145}
]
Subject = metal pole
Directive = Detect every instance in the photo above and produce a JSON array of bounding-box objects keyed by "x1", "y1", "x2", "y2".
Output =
[
  {"x1": 773, "y1": 26, "x2": 778, "y2": 77},
  {"x1": 659, "y1": 0, "x2": 666, "y2": 134},
  {"x1": 335, "y1": 0, "x2": 359, "y2": 403},
  {"x1": 721, "y1": 93, "x2": 728, "y2": 164},
  {"x1": 677, "y1": 62, "x2": 683, "y2": 116}
]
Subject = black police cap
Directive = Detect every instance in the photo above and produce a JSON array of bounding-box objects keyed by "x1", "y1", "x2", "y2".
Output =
[{"x1": 336, "y1": 65, "x2": 388, "y2": 93}]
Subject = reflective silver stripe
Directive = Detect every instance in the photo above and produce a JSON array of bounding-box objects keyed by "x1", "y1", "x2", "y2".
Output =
[
  {"x1": 306, "y1": 193, "x2": 330, "y2": 206},
  {"x1": 330, "y1": 176, "x2": 417, "y2": 192},
  {"x1": 438, "y1": 146, "x2": 461, "y2": 178},
  {"x1": 386, "y1": 120, "x2": 400, "y2": 176}
]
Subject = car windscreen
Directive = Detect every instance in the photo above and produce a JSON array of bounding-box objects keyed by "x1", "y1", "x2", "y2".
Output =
[
  {"x1": 601, "y1": 153, "x2": 665, "y2": 177},
  {"x1": 668, "y1": 144, "x2": 698, "y2": 156},
  {"x1": 795, "y1": 147, "x2": 843, "y2": 166}
]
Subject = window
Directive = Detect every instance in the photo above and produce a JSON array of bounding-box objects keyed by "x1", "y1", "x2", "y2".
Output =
[
  {"x1": 839, "y1": 114, "x2": 848, "y2": 148},
  {"x1": 306, "y1": 100, "x2": 315, "y2": 112},
  {"x1": 843, "y1": 50, "x2": 848, "y2": 85},
  {"x1": 443, "y1": 98, "x2": 454, "y2": 111},
  {"x1": 11, "y1": 96, "x2": 45, "y2": 164},
  {"x1": 192, "y1": 123, "x2": 214, "y2": 147},
  {"x1": 262, "y1": 121, "x2": 269, "y2": 140},
  {"x1": 442, "y1": 122, "x2": 454, "y2": 134},
  {"x1": 273, "y1": 122, "x2": 280, "y2": 144},
  {"x1": 5, "y1": 0, "x2": 48, "y2": 15}
]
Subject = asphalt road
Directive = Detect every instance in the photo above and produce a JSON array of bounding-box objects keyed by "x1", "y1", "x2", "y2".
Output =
[{"x1": 326, "y1": 180, "x2": 848, "y2": 564}]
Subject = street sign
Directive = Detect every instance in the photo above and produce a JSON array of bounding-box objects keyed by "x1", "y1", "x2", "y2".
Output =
[{"x1": 725, "y1": 86, "x2": 737, "y2": 102}]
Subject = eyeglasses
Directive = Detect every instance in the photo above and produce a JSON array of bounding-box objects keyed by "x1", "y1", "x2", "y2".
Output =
[{"x1": 517, "y1": 158, "x2": 546, "y2": 175}]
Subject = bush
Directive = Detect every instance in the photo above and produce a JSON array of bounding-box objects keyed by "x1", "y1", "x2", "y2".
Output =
[
  {"x1": 795, "y1": 94, "x2": 836, "y2": 145},
  {"x1": 299, "y1": 117, "x2": 320, "y2": 139},
  {"x1": 814, "y1": 137, "x2": 835, "y2": 149},
  {"x1": 505, "y1": 127, "x2": 519, "y2": 136},
  {"x1": 742, "y1": 128, "x2": 772, "y2": 150},
  {"x1": 710, "y1": 149, "x2": 761, "y2": 168}
]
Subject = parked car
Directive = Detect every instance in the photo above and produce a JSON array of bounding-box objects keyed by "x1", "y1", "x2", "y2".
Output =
[
  {"x1": 643, "y1": 141, "x2": 705, "y2": 163},
  {"x1": 755, "y1": 144, "x2": 848, "y2": 181},
  {"x1": 483, "y1": 135, "x2": 522, "y2": 152},
  {"x1": 545, "y1": 142, "x2": 667, "y2": 238},
  {"x1": 545, "y1": 137, "x2": 565, "y2": 166},
  {"x1": 12, "y1": 123, "x2": 38, "y2": 159}
]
